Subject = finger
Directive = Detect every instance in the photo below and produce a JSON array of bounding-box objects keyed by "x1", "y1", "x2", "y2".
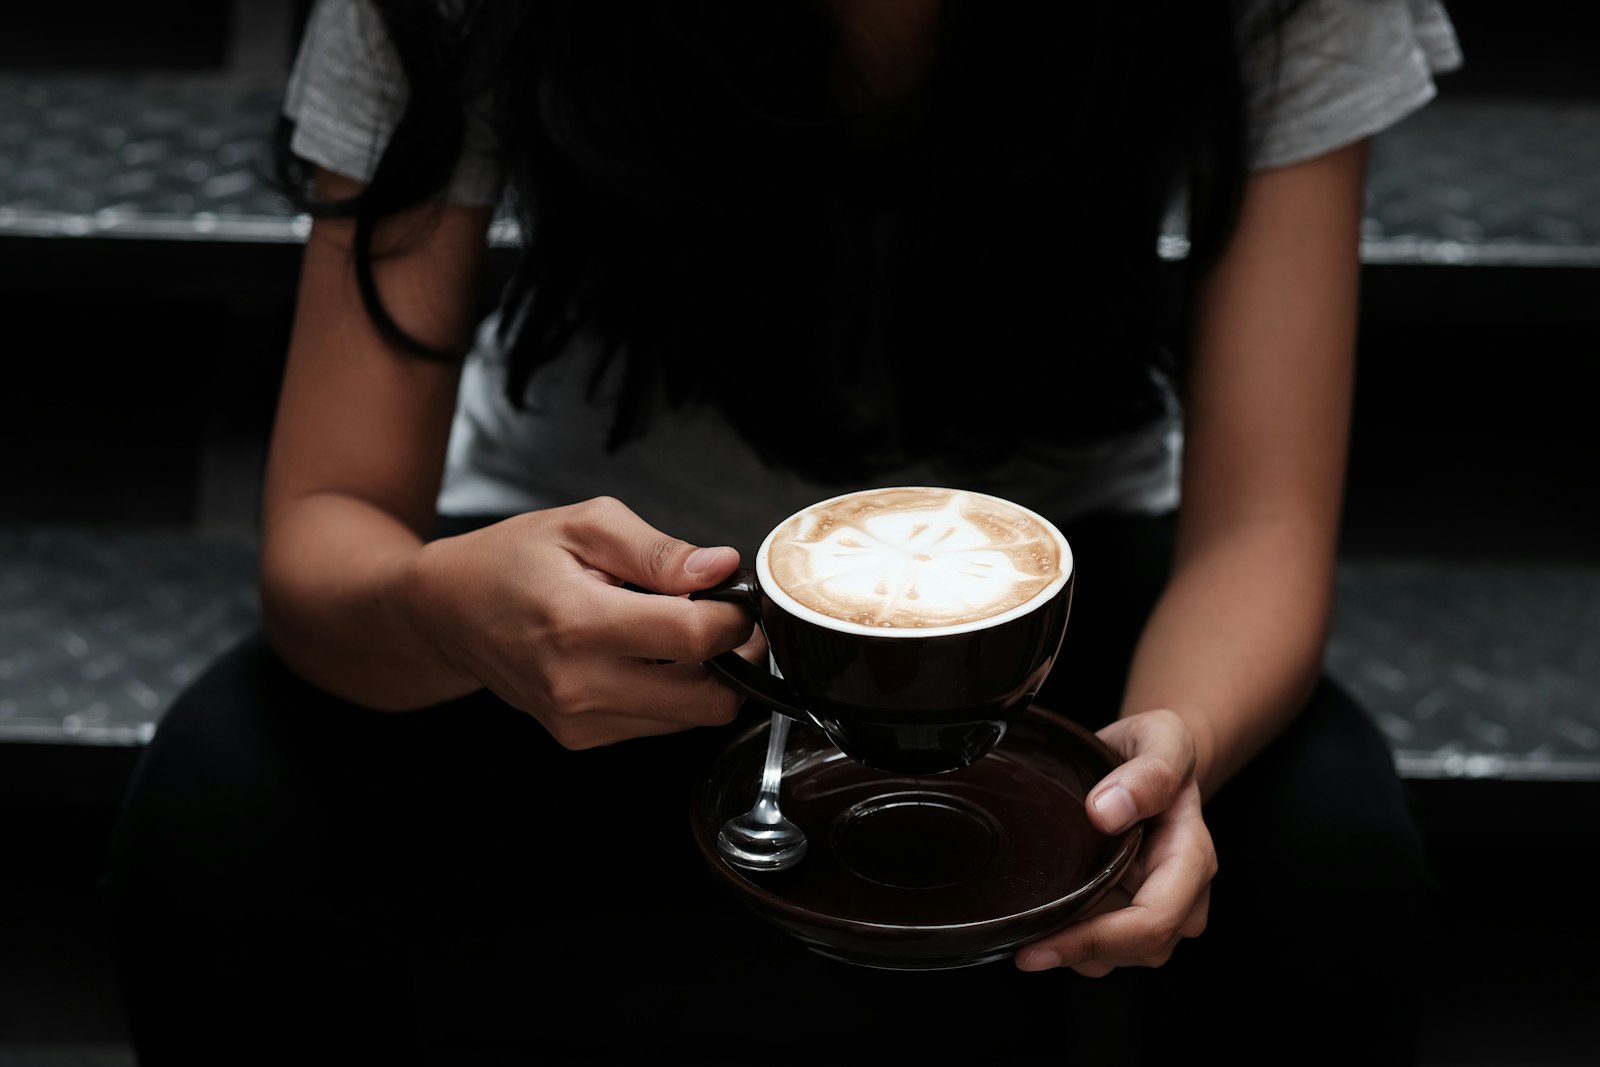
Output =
[
  {"x1": 541, "y1": 658, "x2": 750, "y2": 734},
  {"x1": 1019, "y1": 825, "x2": 1212, "y2": 973},
  {"x1": 1064, "y1": 887, "x2": 1209, "y2": 977},
  {"x1": 582, "y1": 584, "x2": 761, "y2": 664},
  {"x1": 609, "y1": 659, "x2": 753, "y2": 725},
  {"x1": 1082, "y1": 884, "x2": 1133, "y2": 919},
  {"x1": 1179, "y1": 885, "x2": 1211, "y2": 938},
  {"x1": 534, "y1": 705, "x2": 716, "y2": 750},
  {"x1": 558, "y1": 496, "x2": 742, "y2": 596},
  {"x1": 1087, "y1": 710, "x2": 1196, "y2": 835},
  {"x1": 1018, "y1": 901, "x2": 1184, "y2": 976}
]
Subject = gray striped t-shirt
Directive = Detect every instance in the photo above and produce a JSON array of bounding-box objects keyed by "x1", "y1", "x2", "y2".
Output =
[{"x1": 283, "y1": 0, "x2": 1462, "y2": 555}]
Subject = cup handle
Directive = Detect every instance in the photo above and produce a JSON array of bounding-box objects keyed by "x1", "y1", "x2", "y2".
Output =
[{"x1": 688, "y1": 569, "x2": 809, "y2": 722}]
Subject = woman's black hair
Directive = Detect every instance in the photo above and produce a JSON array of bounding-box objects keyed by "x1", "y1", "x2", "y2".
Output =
[{"x1": 274, "y1": 0, "x2": 1304, "y2": 485}]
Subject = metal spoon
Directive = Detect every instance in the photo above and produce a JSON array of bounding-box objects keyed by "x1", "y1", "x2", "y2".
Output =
[{"x1": 717, "y1": 709, "x2": 808, "y2": 871}]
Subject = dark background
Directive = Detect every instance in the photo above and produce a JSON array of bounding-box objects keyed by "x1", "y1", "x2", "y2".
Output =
[{"x1": 2, "y1": 2, "x2": 1598, "y2": 1064}]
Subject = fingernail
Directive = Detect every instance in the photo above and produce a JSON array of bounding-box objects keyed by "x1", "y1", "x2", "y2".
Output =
[
  {"x1": 1092, "y1": 785, "x2": 1137, "y2": 834},
  {"x1": 685, "y1": 546, "x2": 732, "y2": 577},
  {"x1": 1020, "y1": 949, "x2": 1060, "y2": 972}
]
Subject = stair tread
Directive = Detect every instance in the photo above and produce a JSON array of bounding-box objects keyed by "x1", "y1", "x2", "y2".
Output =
[
  {"x1": 3, "y1": 524, "x2": 1597, "y2": 782},
  {"x1": 2, "y1": 75, "x2": 1598, "y2": 265}
]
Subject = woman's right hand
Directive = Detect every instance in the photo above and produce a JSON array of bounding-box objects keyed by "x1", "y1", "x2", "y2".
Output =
[
  {"x1": 259, "y1": 170, "x2": 760, "y2": 741},
  {"x1": 403, "y1": 497, "x2": 766, "y2": 748}
]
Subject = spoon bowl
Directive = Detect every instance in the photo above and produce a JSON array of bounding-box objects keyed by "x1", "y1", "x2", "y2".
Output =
[{"x1": 716, "y1": 709, "x2": 808, "y2": 871}]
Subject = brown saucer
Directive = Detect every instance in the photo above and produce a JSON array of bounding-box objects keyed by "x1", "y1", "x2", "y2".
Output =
[{"x1": 688, "y1": 705, "x2": 1140, "y2": 970}]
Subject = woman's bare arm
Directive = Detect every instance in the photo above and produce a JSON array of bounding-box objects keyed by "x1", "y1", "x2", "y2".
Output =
[
  {"x1": 258, "y1": 170, "x2": 759, "y2": 741},
  {"x1": 1121, "y1": 138, "x2": 1369, "y2": 799},
  {"x1": 258, "y1": 169, "x2": 495, "y2": 709}
]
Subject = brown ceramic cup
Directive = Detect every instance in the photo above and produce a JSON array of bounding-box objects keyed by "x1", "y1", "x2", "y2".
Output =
[{"x1": 691, "y1": 486, "x2": 1073, "y2": 775}]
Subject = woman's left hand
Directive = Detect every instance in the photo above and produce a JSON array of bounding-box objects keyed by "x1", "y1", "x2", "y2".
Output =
[{"x1": 1013, "y1": 707, "x2": 1217, "y2": 977}]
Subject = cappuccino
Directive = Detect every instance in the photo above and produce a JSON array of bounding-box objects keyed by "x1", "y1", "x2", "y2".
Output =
[{"x1": 760, "y1": 487, "x2": 1068, "y2": 635}]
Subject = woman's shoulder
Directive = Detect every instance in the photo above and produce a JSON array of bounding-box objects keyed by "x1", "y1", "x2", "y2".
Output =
[
  {"x1": 281, "y1": 0, "x2": 398, "y2": 180},
  {"x1": 282, "y1": 0, "x2": 505, "y2": 206},
  {"x1": 1239, "y1": 0, "x2": 1465, "y2": 171}
]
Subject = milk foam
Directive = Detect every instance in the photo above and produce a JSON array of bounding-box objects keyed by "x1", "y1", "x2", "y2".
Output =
[{"x1": 763, "y1": 487, "x2": 1065, "y2": 630}]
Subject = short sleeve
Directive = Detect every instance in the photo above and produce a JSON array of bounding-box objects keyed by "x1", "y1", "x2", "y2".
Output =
[
  {"x1": 281, "y1": 0, "x2": 504, "y2": 206},
  {"x1": 1241, "y1": 0, "x2": 1464, "y2": 171}
]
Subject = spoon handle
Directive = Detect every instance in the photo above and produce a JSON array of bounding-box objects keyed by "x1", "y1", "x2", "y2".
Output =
[{"x1": 756, "y1": 709, "x2": 792, "y2": 822}]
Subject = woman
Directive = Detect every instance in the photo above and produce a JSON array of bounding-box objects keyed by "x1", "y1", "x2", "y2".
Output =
[{"x1": 106, "y1": 1, "x2": 1461, "y2": 1062}]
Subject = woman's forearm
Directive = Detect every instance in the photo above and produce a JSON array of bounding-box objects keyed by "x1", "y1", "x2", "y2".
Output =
[
  {"x1": 259, "y1": 491, "x2": 480, "y2": 712},
  {"x1": 1136, "y1": 142, "x2": 1367, "y2": 799},
  {"x1": 1118, "y1": 516, "x2": 1336, "y2": 800}
]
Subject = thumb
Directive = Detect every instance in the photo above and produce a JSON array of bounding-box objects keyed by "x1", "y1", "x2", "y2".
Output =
[
  {"x1": 565, "y1": 498, "x2": 743, "y2": 596},
  {"x1": 674, "y1": 543, "x2": 742, "y2": 591},
  {"x1": 612, "y1": 540, "x2": 739, "y2": 597},
  {"x1": 1085, "y1": 709, "x2": 1195, "y2": 835}
]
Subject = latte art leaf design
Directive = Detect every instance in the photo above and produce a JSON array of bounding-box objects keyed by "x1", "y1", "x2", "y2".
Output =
[{"x1": 768, "y1": 489, "x2": 1061, "y2": 629}]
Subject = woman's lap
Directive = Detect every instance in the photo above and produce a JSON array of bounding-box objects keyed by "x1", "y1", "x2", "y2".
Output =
[{"x1": 103, "y1": 512, "x2": 1435, "y2": 1063}]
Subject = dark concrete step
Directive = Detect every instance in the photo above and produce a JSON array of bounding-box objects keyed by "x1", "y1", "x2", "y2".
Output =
[
  {"x1": 3, "y1": 524, "x2": 1596, "y2": 786},
  {"x1": 2, "y1": 75, "x2": 1598, "y2": 274}
]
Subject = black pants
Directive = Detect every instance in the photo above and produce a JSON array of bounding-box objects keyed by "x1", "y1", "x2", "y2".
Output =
[{"x1": 103, "y1": 512, "x2": 1438, "y2": 1065}]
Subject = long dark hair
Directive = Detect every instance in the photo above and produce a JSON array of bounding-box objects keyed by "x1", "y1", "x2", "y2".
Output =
[{"x1": 275, "y1": 0, "x2": 1297, "y2": 484}]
